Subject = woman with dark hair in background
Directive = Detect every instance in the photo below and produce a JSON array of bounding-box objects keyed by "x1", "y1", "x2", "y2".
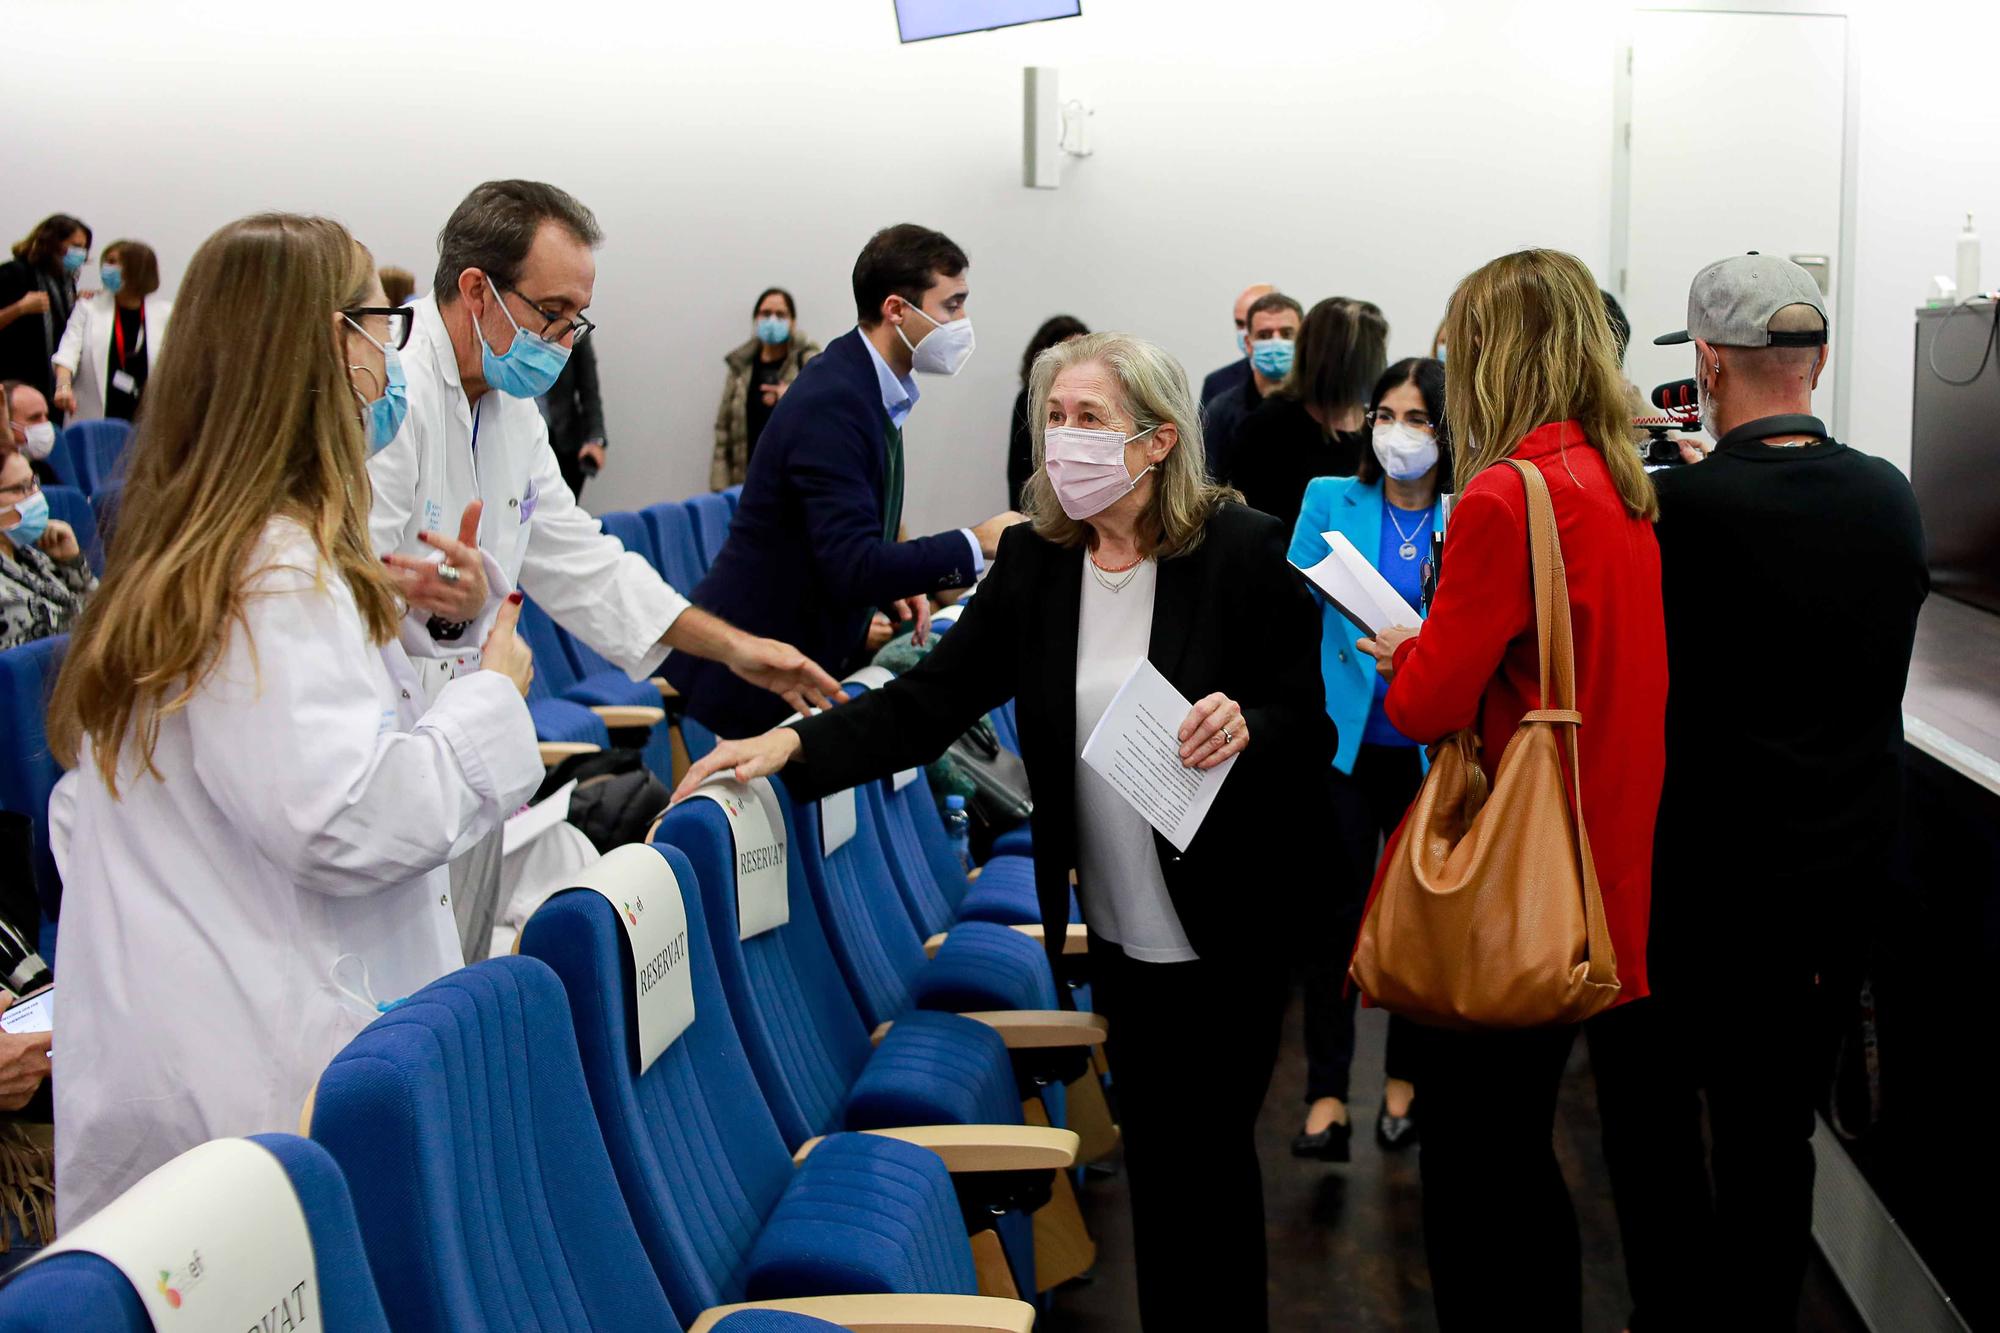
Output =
[
  {"x1": 53, "y1": 240, "x2": 172, "y2": 422},
  {"x1": 0, "y1": 215, "x2": 92, "y2": 420},
  {"x1": 711, "y1": 285, "x2": 821, "y2": 489},
  {"x1": 1006, "y1": 313, "x2": 1088, "y2": 508},
  {"x1": 1228, "y1": 296, "x2": 1388, "y2": 530},
  {"x1": 1285, "y1": 357, "x2": 1449, "y2": 1162}
]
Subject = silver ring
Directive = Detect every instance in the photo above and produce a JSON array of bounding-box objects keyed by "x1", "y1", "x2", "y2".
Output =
[
  {"x1": 436, "y1": 563, "x2": 461, "y2": 585},
  {"x1": 1222, "y1": 727, "x2": 1234, "y2": 745}
]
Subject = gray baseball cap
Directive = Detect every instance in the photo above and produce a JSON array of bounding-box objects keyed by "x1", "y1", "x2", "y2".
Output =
[{"x1": 1653, "y1": 253, "x2": 1828, "y2": 347}]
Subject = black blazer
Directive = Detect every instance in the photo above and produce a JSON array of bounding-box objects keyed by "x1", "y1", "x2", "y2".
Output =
[
  {"x1": 665, "y1": 329, "x2": 979, "y2": 738},
  {"x1": 786, "y1": 502, "x2": 1335, "y2": 972}
]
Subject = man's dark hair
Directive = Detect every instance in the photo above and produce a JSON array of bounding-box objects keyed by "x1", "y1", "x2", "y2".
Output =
[
  {"x1": 1600, "y1": 288, "x2": 1631, "y2": 363},
  {"x1": 852, "y1": 224, "x2": 968, "y2": 325},
  {"x1": 1245, "y1": 291, "x2": 1304, "y2": 327},
  {"x1": 433, "y1": 180, "x2": 602, "y2": 304}
]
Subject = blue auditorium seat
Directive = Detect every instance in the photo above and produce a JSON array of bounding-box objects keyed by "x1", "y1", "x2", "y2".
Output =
[
  {"x1": 308, "y1": 955, "x2": 899, "y2": 1333},
  {"x1": 87, "y1": 481, "x2": 123, "y2": 560},
  {"x1": 720, "y1": 483, "x2": 743, "y2": 513},
  {"x1": 59, "y1": 419, "x2": 130, "y2": 496},
  {"x1": 644, "y1": 502, "x2": 707, "y2": 590},
  {"x1": 0, "y1": 1135, "x2": 390, "y2": 1333},
  {"x1": 600, "y1": 509, "x2": 660, "y2": 573},
  {"x1": 685, "y1": 492, "x2": 733, "y2": 567},
  {"x1": 520, "y1": 845, "x2": 999, "y2": 1327},
  {"x1": 874, "y1": 766, "x2": 1042, "y2": 934},
  {"x1": 38, "y1": 485, "x2": 100, "y2": 575},
  {"x1": 0, "y1": 637, "x2": 67, "y2": 922},
  {"x1": 36, "y1": 432, "x2": 80, "y2": 494},
  {"x1": 517, "y1": 599, "x2": 671, "y2": 777}
]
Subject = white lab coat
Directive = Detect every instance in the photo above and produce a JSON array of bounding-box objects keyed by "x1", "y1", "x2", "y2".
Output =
[
  {"x1": 51, "y1": 293, "x2": 173, "y2": 421},
  {"x1": 368, "y1": 295, "x2": 687, "y2": 705},
  {"x1": 49, "y1": 517, "x2": 542, "y2": 1228}
]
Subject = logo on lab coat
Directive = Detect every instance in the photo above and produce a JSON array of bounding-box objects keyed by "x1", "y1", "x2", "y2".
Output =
[{"x1": 422, "y1": 498, "x2": 445, "y2": 532}]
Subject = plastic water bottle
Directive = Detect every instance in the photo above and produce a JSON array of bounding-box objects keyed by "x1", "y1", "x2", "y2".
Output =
[{"x1": 943, "y1": 795, "x2": 973, "y2": 874}]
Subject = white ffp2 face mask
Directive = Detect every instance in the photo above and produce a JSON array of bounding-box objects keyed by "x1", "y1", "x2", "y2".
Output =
[
  {"x1": 1044, "y1": 424, "x2": 1158, "y2": 520},
  {"x1": 1371, "y1": 422, "x2": 1439, "y2": 481},
  {"x1": 898, "y1": 303, "x2": 976, "y2": 376},
  {"x1": 18, "y1": 422, "x2": 56, "y2": 461}
]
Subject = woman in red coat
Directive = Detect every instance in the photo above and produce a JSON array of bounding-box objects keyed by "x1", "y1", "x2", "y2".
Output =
[{"x1": 1360, "y1": 249, "x2": 1667, "y2": 1332}]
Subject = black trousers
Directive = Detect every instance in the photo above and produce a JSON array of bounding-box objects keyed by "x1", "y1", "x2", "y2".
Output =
[
  {"x1": 1609, "y1": 869, "x2": 1865, "y2": 1330},
  {"x1": 1304, "y1": 743, "x2": 1426, "y2": 1103},
  {"x1": 1091, "y1": 940, "x2": 1288, "y2": 1332}
]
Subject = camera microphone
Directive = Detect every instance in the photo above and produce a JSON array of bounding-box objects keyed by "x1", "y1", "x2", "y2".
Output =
[{"x1": 1650, "y1": 378, "x2": 1699, "y2": 412}]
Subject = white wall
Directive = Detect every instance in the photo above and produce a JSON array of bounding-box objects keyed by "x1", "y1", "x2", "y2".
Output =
[{"x1": 3, "y1": 0, "x2": 1995, "y2": 533}]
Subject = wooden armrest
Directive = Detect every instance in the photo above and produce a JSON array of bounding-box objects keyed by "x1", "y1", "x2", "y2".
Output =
[
  {"x1": 651, "y1": 676, "x2": 680, "y2": 699},
  {"x1": 870, "y1": 1020, "x2": 893, "y2": 1046},
  {"x1": 589, "y1": 704, "x2": 666, "y2": 728},
  {"x1": 689, "y1": 1294, "x2": 1035, "y2": 1333},
  {"x1": 958, "y1": 1010, "x2": 1108, "y2": 1050},
  {"x1": 924, "y1": 923, "x2": 1085, "y2": 959},
  {"x1": 1009, "y1": 923, "x2": 1089, "y2": 955},
  {"x1": 538, "y1": 741, "x2": 600, "y2": 765},
  {"x1": 794, "y1": 1125, "x2": 1079, "y2": 1173},
  {"x1": 965, "y1": 865, "x2": 982, "y2": 883}
]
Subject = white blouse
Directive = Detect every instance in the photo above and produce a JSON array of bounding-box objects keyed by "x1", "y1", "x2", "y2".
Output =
[{"x1": 1071, "y1": 557, "x2": 1197, "y2": 963}]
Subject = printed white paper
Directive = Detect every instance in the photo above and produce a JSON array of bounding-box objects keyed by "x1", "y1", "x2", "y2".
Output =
[
  {"x1": 1079, "y1": 659, "x2": 1237, "y2": 853},
  {"x1": 1292, "y1": 531, "x2": 1421, "y2": 637},
  {"x1": 502, "y1": 779, "x2": 576, "y2": 855},
  {"x1": 0, "y1": 989, "x2": 51, "y2": 1035}
]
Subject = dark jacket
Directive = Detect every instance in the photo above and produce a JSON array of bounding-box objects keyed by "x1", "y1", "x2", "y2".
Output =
[
  {"x1": 1203, "y1": 374, "x2": 1263, "y2": 484},
  {"x1": 1006, "y1": 386, "x2": 1034, "y2": 511},
  {"x1": 665, "y1": 328, "x2": 978, "y2": 738},
  {"x1": 785, "y1": 503, "x2": 1335, "y2": 972},
  {"x1": 541, "y1": 338, "x2": 605, "y2": 499},
  {"x1": 0, "y1": 260, "x2": 75, "y2": 409},
  {"x1": 1201, "y1": 356, "x2": 1251, "y2": 410},
  {"x1": 1227, "y1": 394, "x2": 1363, "y2": 532}
]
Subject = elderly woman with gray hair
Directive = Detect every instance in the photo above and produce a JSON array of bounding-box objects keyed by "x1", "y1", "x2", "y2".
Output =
[{"x1": 675, "y1": 332, "x2": 1333, "y2": 1331}]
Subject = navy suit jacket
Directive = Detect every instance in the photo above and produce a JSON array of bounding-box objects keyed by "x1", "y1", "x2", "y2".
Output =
[
  {"x1": 1200, "y1": 356, "x2": 1251, "y2": 409},
  {"x1": 665, "y1": 328, "x2": 978, "y2": 737}
]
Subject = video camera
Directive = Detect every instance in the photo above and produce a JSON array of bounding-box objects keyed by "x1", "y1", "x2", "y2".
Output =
[{"x1": 1633, "y1": 379, "x2": 1703, "y2": 468}]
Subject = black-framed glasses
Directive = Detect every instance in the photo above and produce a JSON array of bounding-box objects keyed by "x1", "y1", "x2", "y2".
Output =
[
  {"x1": 343, "y1": 306, "x2": 414, "y2": 351},
  {"x1": 1366, "y1": 409, "x2": 1435, "y2": 430},
  {"x1": 0, "y1": 474, "x2": 41, "y2": 503},
  {"x1": 501, "y1": 284, "x2": 595, "y2": 346}
]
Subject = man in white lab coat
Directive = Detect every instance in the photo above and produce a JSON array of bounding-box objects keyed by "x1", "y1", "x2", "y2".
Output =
[{"x1": 369, "y1": 179, "x2": 843, "y2": 715}]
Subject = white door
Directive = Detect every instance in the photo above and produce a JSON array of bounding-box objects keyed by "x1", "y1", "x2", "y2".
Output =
[{"x1": 1621, "y1": 10, "x2": 1847, "y2": 428}]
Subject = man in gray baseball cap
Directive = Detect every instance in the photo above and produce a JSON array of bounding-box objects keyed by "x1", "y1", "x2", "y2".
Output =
[{"x1": 1623, "y1": 253, "x2": 1928, "y2": 1328}]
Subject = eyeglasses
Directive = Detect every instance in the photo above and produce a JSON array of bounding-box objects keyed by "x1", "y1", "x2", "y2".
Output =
[
  {"x1": 0, "y1": 475, "x2": 41, "y2": 503},
  {"x1": 342, "y1": 306, "x2": 414, "y2": 351},
  {"x1": 1366, "y1": 410, "x2": 1435, "y2": 431},
  {"x1": 501, "y1": 285, "x2": 595, "y2": 346}
]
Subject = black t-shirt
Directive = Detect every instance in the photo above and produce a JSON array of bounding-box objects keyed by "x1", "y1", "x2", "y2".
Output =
[
  {"x1": 745, "y1": 355, "x2": 787, "y2": 459},
  {"x1": 1226, "y1": 394, "x2": 1363, "y2": 532},
  {"x1": 104, "y1": 303, "x2": 149, "y2": 421},
  {"x1": 1651, "y1": 417, "x2": 1928, "y2": 898}
]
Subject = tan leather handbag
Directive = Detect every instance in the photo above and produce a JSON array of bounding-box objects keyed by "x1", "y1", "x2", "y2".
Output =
[{"x1": 1349, "y1": 459, "x2": 1620, "y2": 1029}]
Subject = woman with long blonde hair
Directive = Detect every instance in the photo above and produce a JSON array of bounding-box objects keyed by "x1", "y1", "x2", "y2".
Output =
[
  {"x1": 1358, "y1": 249, "x2": 1667, "y2": 1329},
  {"x1": 45, "y1": 213, "x2": 541, "y2": 1227},
  {"x1": 671, "y1": 332, "x2": 1336, "y2": 1331}
]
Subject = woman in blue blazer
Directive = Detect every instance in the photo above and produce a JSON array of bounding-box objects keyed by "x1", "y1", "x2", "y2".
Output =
[{"x1": 1285, "y1": 357, "x2": 1449, "y2": 1161}]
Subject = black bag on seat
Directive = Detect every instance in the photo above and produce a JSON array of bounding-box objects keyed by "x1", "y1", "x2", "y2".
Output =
[{"x1": 535, "y1": 749, "x2": 671, "y2": 854}]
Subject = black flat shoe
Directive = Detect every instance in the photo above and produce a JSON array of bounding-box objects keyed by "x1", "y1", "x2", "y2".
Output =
[
  {"x1": 1291, "y1": 1120, "x2": 1352, "y2": 1162},
  {"x1": 1376, "y1": 1099, "x2": 1418, "y2": 1151}
]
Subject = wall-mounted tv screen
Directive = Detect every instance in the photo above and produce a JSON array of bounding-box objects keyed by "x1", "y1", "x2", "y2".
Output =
[{"x1": 895, "y1": 0, "x2": 1082, "y2": 43}]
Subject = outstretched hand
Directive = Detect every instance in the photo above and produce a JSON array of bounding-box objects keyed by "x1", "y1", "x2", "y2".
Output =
[
  {"x1": 727, "y1": 636, "x2": 848, "y2": 716},
  {"x1": 671, "y1": 729, "x2": 803, "y2": 803}
]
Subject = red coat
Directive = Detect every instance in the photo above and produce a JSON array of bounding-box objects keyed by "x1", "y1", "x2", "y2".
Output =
[{"x1": 1385, "y1": 421, "x2": 1666, "y2": 1004}]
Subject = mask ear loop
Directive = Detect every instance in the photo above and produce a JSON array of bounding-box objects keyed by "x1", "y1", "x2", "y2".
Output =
[{"x1": 330, "y1": 953, "x2": 405, "y2": 1017}]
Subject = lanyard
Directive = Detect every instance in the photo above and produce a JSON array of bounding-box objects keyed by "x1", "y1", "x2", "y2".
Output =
[{"x1": 112, "y1": 305, "x2": 145, "y2": 368}]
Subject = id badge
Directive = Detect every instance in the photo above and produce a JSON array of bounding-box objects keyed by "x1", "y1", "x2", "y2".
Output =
[{"x1": 110, "y1": 370, "x2": 138, "y2": 395}]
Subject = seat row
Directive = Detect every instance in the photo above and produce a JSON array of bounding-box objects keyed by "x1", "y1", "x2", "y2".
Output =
[{"x1": 1, "y1": 728, "x2": 1105, "y2": 1330}]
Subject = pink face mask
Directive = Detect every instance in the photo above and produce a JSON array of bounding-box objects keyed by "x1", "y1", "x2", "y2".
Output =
[{"x1": 1043, "y1": 423, "x2": 1158, "y2": 520}]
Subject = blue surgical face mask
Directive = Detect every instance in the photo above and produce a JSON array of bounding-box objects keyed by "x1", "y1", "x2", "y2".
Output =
[
  {"x1": 99, "y1": 265, "x2": 124, "y2": 295},
  {"x1": 61, "y1": 246, "x2": 87, "y2": 275},
  {"x1": 475, "y1": 277, "x2": 571, "y2": 399},
  {"x1": 1249, "y1": 337, "x2": 1295, "y2": 380},
  {"x1": 345, "y1": 315, "x2": 410, "y2": 454},
  {"x1": 754, "y1": 315, "x2": 791, "y2": 346},
  {"x1": 3, "y1": 490, "x2": 50, "y2": 548},
  {"x1": 1235, "y1": 328, "x2": 1248, "y2": 356}
]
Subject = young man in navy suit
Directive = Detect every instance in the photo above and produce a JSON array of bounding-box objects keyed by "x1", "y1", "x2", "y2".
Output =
[{"x1": 665, "y1": 224, "x2": 1023, "y2": 737}]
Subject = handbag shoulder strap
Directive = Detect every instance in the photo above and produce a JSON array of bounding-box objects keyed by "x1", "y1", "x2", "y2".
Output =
[{"x1": 1501, "y1": 458, "x2": 1614, "y2": 984}]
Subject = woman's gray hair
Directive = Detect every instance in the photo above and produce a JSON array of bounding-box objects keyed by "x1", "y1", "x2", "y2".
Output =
[{"x1": 1021, "y1": 332, "x2": 1236, "y2": 558}]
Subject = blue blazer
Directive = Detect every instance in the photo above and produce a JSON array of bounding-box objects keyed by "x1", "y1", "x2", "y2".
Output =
[
  {"x1": 1287, "y1": 475, "x2": 1444, "y2": 774},
  {"x1": 665, "y1": 328, "x2": 977, "y2": 737}
]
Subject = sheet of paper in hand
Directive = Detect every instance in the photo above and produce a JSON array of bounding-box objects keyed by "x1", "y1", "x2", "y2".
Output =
[
  {"x1": 1079, "y1": 659, "x2": 1237, "y2": 854},
  {"x1": 1292, "y1": 530, "x2": 1420, "y2": 637}
]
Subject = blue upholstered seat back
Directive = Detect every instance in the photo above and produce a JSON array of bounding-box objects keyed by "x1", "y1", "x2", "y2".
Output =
[
  {"x1": 39, "y1": 485, "x2": 100, "y2": 575},
  {"x1": 0, "y1": 636, "x2": 67, "y2": 919},
  {"x1": 0, "y1": 1134, "x2": 389, "y2": 1333},
  {"x1": 789, "y1": 785, "x2": 931, "y2": 1030},
  {"x1": 644, "y1": 503, "x2": 707, "y2": 591},
  {"x1": 520, "y1": 846, "x2": 798, "y2": 1327},
  {"x1": 651, "y1": 788, "x2": 873, "y2": 1149},
  {"x1": 684, "y1": 492, "x2": 734, "y2": 567},
  {"x1": 59, "y1": 418, "x2": 130, "y2": 496},
  {"x1": 309, "y1": 956, "x2": 683, "y2": 1333},
  {"x1": 871, "y1": 768, "x2": 970, "y2": 935},
  {"x1": 600, "y1": 510, "x2": 660, "y2": 573}
]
